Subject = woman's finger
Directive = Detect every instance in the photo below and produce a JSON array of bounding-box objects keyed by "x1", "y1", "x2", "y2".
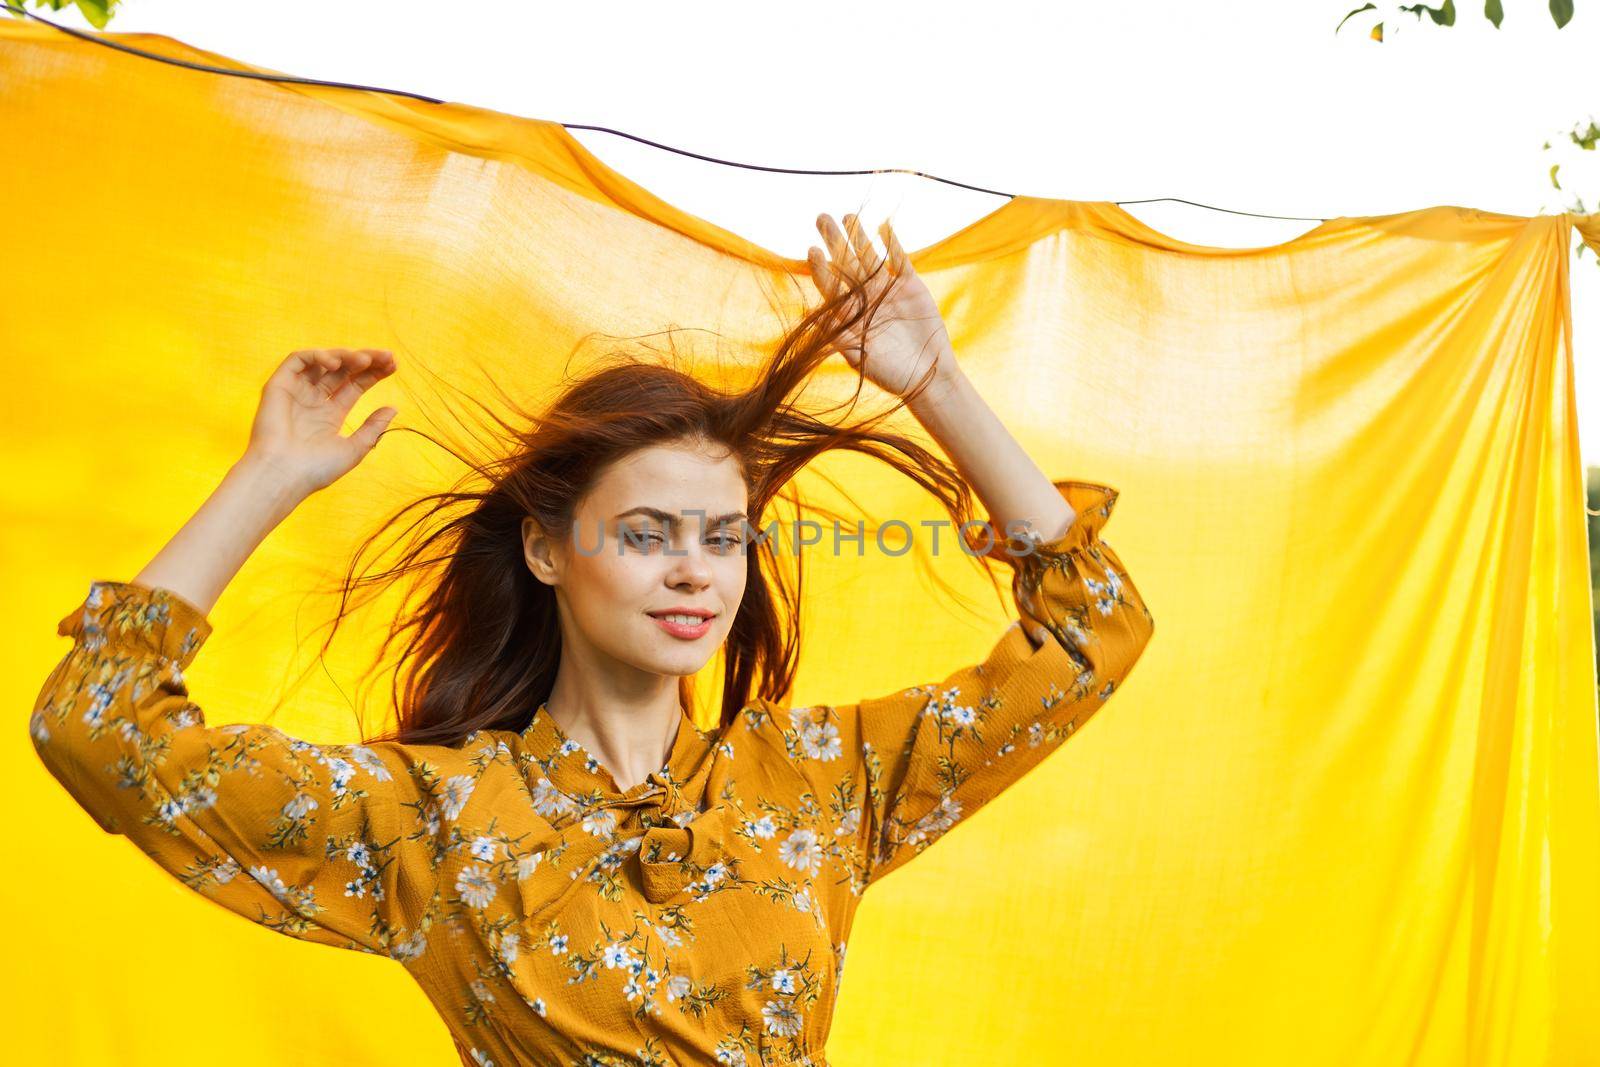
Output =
[
  {"x1": 880, "y1": 220, "x2": 912, "y2": 275},
  {"x1": 843, "y1": 214, "x2": 883, "y2": 277},
  {"x1": 271, "y1": 349, "x2": 338, "y2": 397},
  {"x1": 346, "y1": 349, "x2": 396, "y2": 394},
  {"x1": 347, "y1": 404, "x2": 398, "y2": 455},
  {"x1": 269, "y1": 351, "x2": 315, "y2": 392},
  {"x1": 320, "y1": 350, "x2": 376, "y2": 407},
  {"x1": 816, "y1": 213, "x2": 861, "y2": 280},
  {"x1": 309, "y1": 349, "x2": 348, "y2": 393},
  {"x1": 338, "y1": 350, "x2": 394, "y2": 408},
  {"x1": 807, "y1": 246, "x2": 843, "y2": 300},
  {"x1": 301, "y1": 348, "x2": 353, "y2": 403}
]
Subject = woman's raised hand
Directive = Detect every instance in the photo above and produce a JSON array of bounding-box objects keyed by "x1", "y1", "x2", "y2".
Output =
[
  {"x1": 245, "y1": 348, "x2": 398, "y2": 496},
  {"x1": 805, "y1": 213, "x2": 956, "y2": 399}
]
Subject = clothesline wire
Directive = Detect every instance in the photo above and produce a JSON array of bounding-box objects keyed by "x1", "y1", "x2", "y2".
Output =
[
  {"x1": 13, "y1": 3, "x2": 1600, "y2": 508},
  {"x1": 2, "y1": 1, "x2": 1331, "y2": 224}
]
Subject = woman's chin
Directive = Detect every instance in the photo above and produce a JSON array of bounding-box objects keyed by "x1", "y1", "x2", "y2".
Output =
[
  {"x1": 624, "y1": 641, "x2": 714, "y2": 678},
  {"x1": 654, "y1": 652, "x2": 714, "y2": 676}
]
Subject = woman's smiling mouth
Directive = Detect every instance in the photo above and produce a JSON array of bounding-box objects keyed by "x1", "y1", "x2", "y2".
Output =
[{"x1": 648, "y1": 609, "x2": 716, "y2": 639}]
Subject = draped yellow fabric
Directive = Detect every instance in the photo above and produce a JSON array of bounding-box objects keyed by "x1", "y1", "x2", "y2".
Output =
[{"x1": 5, "y1": 20, "x2": 1599, "y2": 1067}]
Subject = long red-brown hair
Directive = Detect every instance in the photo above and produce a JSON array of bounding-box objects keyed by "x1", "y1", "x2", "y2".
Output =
[{"x1": 296, "y1": 244, "x2": 1002, "y2": 747}]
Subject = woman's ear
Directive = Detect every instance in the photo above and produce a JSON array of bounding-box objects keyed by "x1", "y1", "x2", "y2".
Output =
[{"x1": 522, "y1": 516, "x2": 561, "y2": 587}]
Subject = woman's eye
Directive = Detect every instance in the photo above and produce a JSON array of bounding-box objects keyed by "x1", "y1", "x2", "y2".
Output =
[
  {"x1": 624, "y1": 529, "x2": 666, "y2": 550},
  {"x1": 624, "y1": 529, "x2": 742, "y2": 552}
]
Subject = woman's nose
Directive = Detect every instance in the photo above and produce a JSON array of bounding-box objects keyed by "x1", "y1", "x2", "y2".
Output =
[{"x1": 665, "y1": 543, "x2": 713, "y2": 583}]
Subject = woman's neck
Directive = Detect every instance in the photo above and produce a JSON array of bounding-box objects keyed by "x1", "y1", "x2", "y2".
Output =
[{"x1": 541, "y1": 688, "x2": 682, "y2": 791}]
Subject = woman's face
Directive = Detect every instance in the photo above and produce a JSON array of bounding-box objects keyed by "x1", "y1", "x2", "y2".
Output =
[{"x1": 523, "y1": 437, "x2": 750, "y2": 681}]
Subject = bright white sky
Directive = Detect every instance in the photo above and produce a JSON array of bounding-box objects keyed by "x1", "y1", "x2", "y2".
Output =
[{"x1": 27, "y1": 0, "x2": 1600, "y2": 463}]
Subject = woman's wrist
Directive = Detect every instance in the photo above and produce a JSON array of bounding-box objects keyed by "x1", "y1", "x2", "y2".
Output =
[
  {"x1": 231, "y1": 451, "x2": 316, "y2": 515},
  {"x1": 904, "y1": 352, "x2": 972, "y2": 425},
  {"x1": 128, "y1": 456, "x2": 308, "y2": 617},
  {"x1": 903, "y1": 348, "x2": 968, "y2": 409}
]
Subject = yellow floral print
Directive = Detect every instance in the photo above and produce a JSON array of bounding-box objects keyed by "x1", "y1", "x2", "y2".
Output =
[{"x1": 29, "y1": 479, "x2": 1153, "y2": 1067}]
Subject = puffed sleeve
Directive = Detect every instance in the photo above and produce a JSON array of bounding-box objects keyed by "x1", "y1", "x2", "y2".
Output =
[
  {"x1": 774, "y1": 480, "x2": 1155, "y2": 892},
  {"x1": 27, "y1": 579, "x2": 473, "y2": 959}
]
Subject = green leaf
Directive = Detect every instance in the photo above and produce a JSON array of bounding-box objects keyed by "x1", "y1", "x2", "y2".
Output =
[
  {"x1": 1400, "y1": 1, "x2": 1457, "y2": 26},
  {"x1": 72, "y1": 0, "x2": 111, "y2": 27},
  {"x1": 1550, "y1": 0, "x2": 1573, "y2": 28},
  {"x1": 1484, "y1": 0, "x2": 1503, "y2": 27},
  {"x1": 1549, "y1": 163, "x2": 1562, "y2": 190},
  {"x1": 1571, "y1": 122, "x2": 1600, "y2": 151},
  {"x1": 1335, "y1": 2, "x2": 1377, "y2": 33}
]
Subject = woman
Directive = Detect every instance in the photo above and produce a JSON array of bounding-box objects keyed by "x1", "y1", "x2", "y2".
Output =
[{"x1": 29, "y1": 212, "x2": 1154, "y2": 1066}]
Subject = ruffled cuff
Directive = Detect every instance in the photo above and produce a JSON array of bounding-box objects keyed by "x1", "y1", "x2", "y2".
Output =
[
  {"x1": 961, "y1": 479, "x2": 1119, "y2": 566},
  {"x1": 55, "y1": 579, "x2": 214, "y2": 670}
]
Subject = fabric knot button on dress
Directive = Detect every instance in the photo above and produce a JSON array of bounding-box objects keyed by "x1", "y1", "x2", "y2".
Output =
[
  {"x1": 646, "y1": 768, "x2": 682, "y2": 811},
  {"x1": 637, "y1": 803, "x2": 733, "y2": 903}
]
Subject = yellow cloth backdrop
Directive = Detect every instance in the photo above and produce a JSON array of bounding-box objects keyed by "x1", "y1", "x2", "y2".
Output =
[{"x1": 5, "y1": 21, "x2": 1599, "y2": 1067}]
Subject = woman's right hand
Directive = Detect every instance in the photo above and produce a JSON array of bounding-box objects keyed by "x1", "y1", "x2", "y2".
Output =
[{"x1": 244, "y1": 348, "x2": 398, "y2": 497}]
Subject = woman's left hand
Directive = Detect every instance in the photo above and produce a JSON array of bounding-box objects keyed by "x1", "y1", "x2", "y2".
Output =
[{"x1": 806, "y1": 213, "x2": 956, "y2": 399}]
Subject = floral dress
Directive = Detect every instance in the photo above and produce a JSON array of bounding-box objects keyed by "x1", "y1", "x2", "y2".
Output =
[{"x1": 28, "y1": 479, "x2": 1154, "y2": 1067}]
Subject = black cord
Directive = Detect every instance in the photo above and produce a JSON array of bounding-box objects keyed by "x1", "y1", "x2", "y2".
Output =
[{"x1": 1, "y1": 1, "x2": 1332, "y2": 223}]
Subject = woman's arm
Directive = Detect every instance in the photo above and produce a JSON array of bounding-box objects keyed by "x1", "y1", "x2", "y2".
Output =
[
  {"x1": 807, "y1": 213, "x2": 1076, "y2": 556},
  {"x1": 26, "y1": 349, "x2": 474, "y2": 957},
  {"x1": 761, "y1": 475, "x2": 1151, "y2": 891},
  {"x1": 785, "y1": 215, "x2": 1155, "y2": 891},
  {"x1": 134, "y1": 347, "x2": 398, "y2": 614},
  {"x1": 903, "y1": 362, "x2": 1078, "y2": 559}
]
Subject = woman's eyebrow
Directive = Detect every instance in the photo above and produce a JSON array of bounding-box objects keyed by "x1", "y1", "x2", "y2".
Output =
[{"x1": 613, "y1": 507, "x2": 748, "y2": 526}]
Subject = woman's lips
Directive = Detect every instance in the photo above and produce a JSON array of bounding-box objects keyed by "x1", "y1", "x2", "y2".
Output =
[{"x1": 649, "y1": 614, "x2": 714, "y2": 639}]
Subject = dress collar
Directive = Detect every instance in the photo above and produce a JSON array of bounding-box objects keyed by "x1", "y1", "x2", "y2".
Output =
[{"x1": 519, "y1": 700, "x2": 715, "y2": 812}]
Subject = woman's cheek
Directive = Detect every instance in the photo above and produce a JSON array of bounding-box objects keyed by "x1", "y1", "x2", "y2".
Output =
[
  {"x1": 719, "y1": 558, "x2": 748, "y2": 625},
  {"x1": 575, "y1": 547, "x2": 639, "y2": 622}
]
